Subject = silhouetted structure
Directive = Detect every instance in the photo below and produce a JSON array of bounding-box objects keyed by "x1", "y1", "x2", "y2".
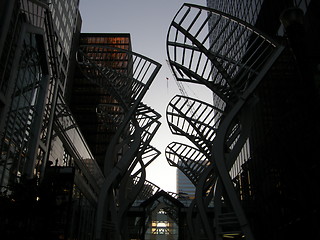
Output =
[
  {"x1": 0, "y1": 1, "x2": 163, "y2": 240},
  {"x1": 74, "y1": 35, "x2": 162, "y2": 240},
  {"x1": 2, "y1": 1, "x2": 319, "y2": 240},
  {"x1": 0, "y1": 1, "x2": 105, "y2": 239},
  {"x1": 165, "y1": 1, "x2": 320, "y2": 240},
  {"x1": 70, "y1": 33, "x2": 132, "y2": 169},
  {"x1": 206, "y1": 1, "x2": 320, "y2": 239}
]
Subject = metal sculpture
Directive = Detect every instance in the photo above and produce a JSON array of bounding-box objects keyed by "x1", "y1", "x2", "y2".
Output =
[
  {"x1": 165, "y1": 95, "x2": 221, "y2": 239},
  {"x1": 166, "y1": 3, "x2": 284, "y2": 240},
  {"x1": 166, "y1": 95, "x2": 223, "y2": 157},
  {"x1": 0, "y1": 0, "x2": 61, "y2": 187},
  {"x1": 77, "y1": 45, "x2": 161, "y2": 240},
  {"x1": 126, "y1": 178, "x2": 163, "y2": 238},
  {"x1": 166, "y1": 141, "x2": 209, "y2": 185}
]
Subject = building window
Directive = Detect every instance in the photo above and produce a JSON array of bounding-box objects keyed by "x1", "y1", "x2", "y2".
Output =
[{"x1": 0, "y1": 31, "x2": 48, "y2": 187}]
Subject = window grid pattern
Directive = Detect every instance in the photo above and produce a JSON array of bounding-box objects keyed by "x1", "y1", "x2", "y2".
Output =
[{"x1": 0, "y1": 32, "x2": 44, "y2": 187}]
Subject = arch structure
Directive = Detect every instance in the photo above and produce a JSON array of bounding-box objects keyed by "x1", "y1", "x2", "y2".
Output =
[
  {"x1": 166, "y1": 3, "x2": 284, "y2": 240},
  {"x1": 76, "y1": 45, "x2": 162, "y2": 240},
  {"x1": 140, "y1": 190, "x2": 185, "y2": 240}
]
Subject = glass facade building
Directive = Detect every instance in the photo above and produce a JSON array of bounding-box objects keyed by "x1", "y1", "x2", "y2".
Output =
[
  {"x1": 206, "y1": 0, "x2": 320, "y2": 239},
  {"x1": 70, "y1": 33, "x2": 132, "y2": 169},
  {"x1": 0, "y1": 0, "x2": 58, "y2": 191},
  {"x1": 48, "y1": 0, "x2": 81, "y2": 91},
  {"x1": 1, "y1": 1, "x2": 163, "y2": 240},
  {"x1": 0, "y1": 1, "x2": 104, "y2": 239},
  {"x1": 164, "y1": 1, "x2": 319, "y2": 239},
  {"x1": 177, "y1": 169, "x2": 195, "y2": 200},
  {"x1": 2, "y1": 0, "x2": 318, "y2": 239}
]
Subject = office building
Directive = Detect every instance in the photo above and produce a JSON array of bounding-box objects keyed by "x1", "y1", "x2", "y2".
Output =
[
  {"x1": 177, "y1": 169, "x2": 195, "y2": 199},
  {"x1": 74, "y1": 34, "x2": 164, "y2": 239},
  {"x1": 70, "y1": 33, "x2": 132, "y2": 169},
  {"x1": 164, "y1": 1, "x2": 320, "y2": 239},
  {"x1": 206, "y1": 0, "x2": 320, "y2": 239},
  {"x1": 176, "y1": 169, "x2": 195, "y2": 208},
  {"x1": 48, "y1": 0, "x2": 81, "y2": 93},
  {"x1": 0, "y1": 0, "x2": 166, "y2": 239},
  {"x1": 0, "y1": 1, "x2": 105, "y2": 239}
]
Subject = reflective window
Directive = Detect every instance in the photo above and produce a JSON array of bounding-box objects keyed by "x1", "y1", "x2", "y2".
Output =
[{"x1": 0, "y1": 32, "x2": 47, "y2": 187}]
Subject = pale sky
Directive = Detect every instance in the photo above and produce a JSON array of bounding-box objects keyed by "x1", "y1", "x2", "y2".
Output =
[{"x1": 79, "y1": 0, "x2": 210, "y2": 193}]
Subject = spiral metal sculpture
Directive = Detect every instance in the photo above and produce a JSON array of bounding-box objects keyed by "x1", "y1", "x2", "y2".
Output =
[
  {"x1": 166, "y1": 4, "x2": 284, "y2": 240},
  {"x1": 77, "y1": 45, "x2": 161, "y2": 240}
]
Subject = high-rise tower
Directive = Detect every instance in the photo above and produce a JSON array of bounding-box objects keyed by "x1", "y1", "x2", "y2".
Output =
[
  {"x1": 206, "y1": 1, "x2": 320, "y2": 239},
  {"x1": 0, "y1": 1, "x2": 105, "y2": 239},
  {"x1": 70, "y1": 33, "x2": 132, "y2": 169}
]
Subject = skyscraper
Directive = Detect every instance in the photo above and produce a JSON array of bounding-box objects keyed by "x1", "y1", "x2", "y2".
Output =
[
  {"x1": 177, "y1": 169, "x2": 195, "y2": 200},
  {"x1": 0, "y1": 1, "x2": 165, "y2": 240},
  {"x1": 206, "y1": 0, "x2": 320, "y2": 239},
  {"x1": 48, "y1": 0, "x2": 81, "y2": 92},
  {"x1": 165, "y1": 1, "x2": 320, "y2": 239},
  {"x1": 0, "y1": 1, "x2": 104, "y2": 239},
  {"x1": 70, "y1": 33, "x2": 132, "y2": 169}
]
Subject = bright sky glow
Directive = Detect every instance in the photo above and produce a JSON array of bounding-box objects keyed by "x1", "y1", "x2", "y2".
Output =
[{"x1": 79, "y1": 0, "x2": 210, "y2": 193}]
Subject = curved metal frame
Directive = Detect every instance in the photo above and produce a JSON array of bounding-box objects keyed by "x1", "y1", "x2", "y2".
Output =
[
  {"x1": 166, "y1": 95, "x2": 223, "y2": 157},
  {"x1": 167, "y1": 4, "x2": 282, "y2": 107},
  {"x1": 166, "y1": 141, "x2": 209, "y2": 186},
  {"x1": 77, "y1": 45, "x2": 161, "y2": 240},
  {"x1": 166, "y1": 3, "x2": 284, "y2": 240}
]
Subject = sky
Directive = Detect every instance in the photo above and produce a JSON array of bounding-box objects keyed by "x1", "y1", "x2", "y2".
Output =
[{"x1": 79, "y1": 0, "x2": 210, "y2": 193}]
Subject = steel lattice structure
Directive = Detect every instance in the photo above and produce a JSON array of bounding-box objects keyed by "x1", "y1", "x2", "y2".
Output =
[
  {"x1": 77, "y1": 45, "x2": 161, "y2": 240},
  {"x1": 166, "y1": 141, "x2": 209, "y2": 185},
  {"x1": 0, "y1": 0, "x2": 62, "y2": 187},
  {"x1": 166, "y1": 4, "x2": 284, "y2": 240}
]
